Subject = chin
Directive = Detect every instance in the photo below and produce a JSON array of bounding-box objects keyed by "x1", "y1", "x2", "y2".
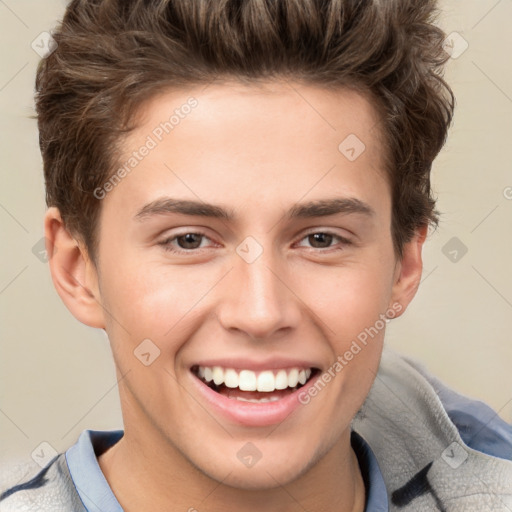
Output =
[
  {"x1": 190, "y1": 441, "x2": 324, "y2": 491},
  {"x1": 214, "y1": 462, "x2": 306, "y2": 491}
]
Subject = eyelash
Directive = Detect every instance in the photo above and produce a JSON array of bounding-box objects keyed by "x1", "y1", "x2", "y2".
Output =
[{"x1": 158, "y1": 230, "x2": 352, "y2": 255}]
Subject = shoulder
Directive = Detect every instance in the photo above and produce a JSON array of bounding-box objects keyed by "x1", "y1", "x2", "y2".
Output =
[
  {"x1": 368, "y1": 346, "x2": 512, "y2": 458},
  {"x1": 400, "y1": 350, "x2": 512, "y2": 460},
  {"x1": 0, "y1": 454, "x2": 86, "y2": 512},
  {"x1": 353, "y1": 347, "x2": 512, "y2": 510}
]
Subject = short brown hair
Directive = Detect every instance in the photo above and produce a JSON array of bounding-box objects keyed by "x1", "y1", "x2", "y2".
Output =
[{"x1": 35, "y1": 0, "x2": 455, "y2": 262}]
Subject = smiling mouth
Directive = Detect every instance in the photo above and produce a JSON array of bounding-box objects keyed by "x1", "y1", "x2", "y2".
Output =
[{"x1": 191, "y1": 365, "x2": 320, "y2": 403}]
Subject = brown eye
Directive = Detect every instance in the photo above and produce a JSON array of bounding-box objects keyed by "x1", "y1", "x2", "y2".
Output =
[
  {"x1": 159, "y1": 231, "x2": 214, "y2": 253},
  {"x1": 296, "y1": 231, "x2": 352, "y2": 252},
  {"x1": 176, "y1": 233, "x2": 203, "y2": 249},
  {"x1": 307, "y1": 233, "x2": 334, "y2": 248}
]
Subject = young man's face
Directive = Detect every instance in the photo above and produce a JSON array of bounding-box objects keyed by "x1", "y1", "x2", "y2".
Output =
[{"x1": 49, "y1": 81, "x2": 424, "y2": 489}]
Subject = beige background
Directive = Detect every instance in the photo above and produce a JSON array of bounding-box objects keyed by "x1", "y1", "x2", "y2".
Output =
[{"x1": 1, "y1": 0, "x2": 511, "y2": 465}]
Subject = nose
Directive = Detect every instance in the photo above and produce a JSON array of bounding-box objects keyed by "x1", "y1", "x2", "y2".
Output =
[{"x1": 215, "y1": 244, "x2": 301, "y2": 341}]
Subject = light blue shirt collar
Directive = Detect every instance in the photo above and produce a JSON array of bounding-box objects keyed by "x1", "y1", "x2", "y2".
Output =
[{"x1": 66, "y1": 429, "x2": 124, "y2": 512}]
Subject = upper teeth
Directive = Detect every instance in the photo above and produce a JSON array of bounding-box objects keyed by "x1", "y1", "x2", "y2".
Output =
[{"x1": 197, "y1": 366, "x2": 312, "y2": 392}]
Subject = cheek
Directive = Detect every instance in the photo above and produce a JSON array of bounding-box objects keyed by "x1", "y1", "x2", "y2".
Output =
[
  {"x1": 100, "y1": 258, "x2": 216, "y2": 344},
  {"x1": 100, "y1": 236, "x2": 395, "y2": 349},
  {"x1": 295, "y1": 259, "x2": 394, "y2": 342}
]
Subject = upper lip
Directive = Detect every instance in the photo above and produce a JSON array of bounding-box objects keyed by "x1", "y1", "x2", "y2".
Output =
[{"x1": 191, "y1": 358, "x2": 321, "y2": 372}]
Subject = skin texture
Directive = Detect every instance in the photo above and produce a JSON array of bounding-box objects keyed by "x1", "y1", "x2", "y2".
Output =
[{"x1": 45, "y1": 81, "x2": 427, "y2": 512}]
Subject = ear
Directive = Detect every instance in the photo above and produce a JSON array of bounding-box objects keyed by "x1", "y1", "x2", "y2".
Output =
[
  {"x1": 44, "y1": 206, "x2": 106, "y2": 328},
  {"x1": 388, "y1": 224, "x2": 428, "y2": 318}
]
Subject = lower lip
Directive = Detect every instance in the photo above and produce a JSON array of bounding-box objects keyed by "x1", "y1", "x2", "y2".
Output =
[{"x1": 189, "y1": 372, "x2": 319, "y2": 427}]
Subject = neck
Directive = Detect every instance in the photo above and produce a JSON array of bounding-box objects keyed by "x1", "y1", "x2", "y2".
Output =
[{"x1": 98, "y1": 423, "x2": 366, "y2": 512}]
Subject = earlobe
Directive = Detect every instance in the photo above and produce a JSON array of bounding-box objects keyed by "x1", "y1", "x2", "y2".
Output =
[
  {"x1": 388, "y1": 225, "x2": 428, "y2": 317},
  {"x1": 44, "y1": 207, "x2": 106, "y2": 328}
]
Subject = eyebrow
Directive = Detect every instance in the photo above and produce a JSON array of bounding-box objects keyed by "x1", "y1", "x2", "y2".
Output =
[{"x1": 134, "y1": 197, "x2": 375, "y2": 222}]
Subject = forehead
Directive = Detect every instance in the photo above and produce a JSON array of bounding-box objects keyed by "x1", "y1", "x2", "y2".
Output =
[{"x1": 104, "y1": 80, "x2": 389, "y2": 225}]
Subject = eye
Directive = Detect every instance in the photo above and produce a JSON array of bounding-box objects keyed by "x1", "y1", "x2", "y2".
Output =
[
  {"x1": 158, "y1": 230, "x2": 352, "y2": 255},
  {"x1": 296, "y1": 231, "x2": 352, "y2": 251},
  {"x1": 158, "y1": 231, "x2": 214, "y2": 253}
]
